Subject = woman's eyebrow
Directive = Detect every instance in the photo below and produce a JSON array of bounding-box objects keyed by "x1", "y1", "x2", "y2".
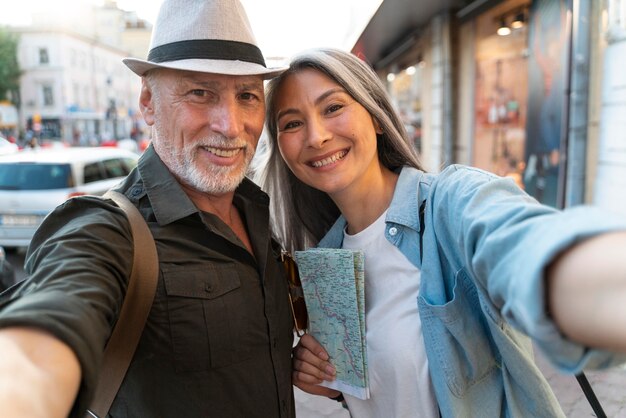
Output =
[
  {"x1": 314, "y1": 88, "x2": 346, "y2": 106},
  {"x1": 277, "y1": 107, "x2": 299, "y2": 121},
  {"x1": 276, "y1": 88, "x2": 347, "y2": 121}
]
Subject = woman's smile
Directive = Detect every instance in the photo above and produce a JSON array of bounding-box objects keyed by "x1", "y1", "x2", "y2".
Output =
[{"x1": 308, "y1": 149, "x2": 349, "y2": 168}]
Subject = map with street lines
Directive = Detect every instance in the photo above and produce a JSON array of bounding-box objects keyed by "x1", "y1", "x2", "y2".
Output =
[{"x1": 295, "y1": 248, "x2": 369, "y2": 399}]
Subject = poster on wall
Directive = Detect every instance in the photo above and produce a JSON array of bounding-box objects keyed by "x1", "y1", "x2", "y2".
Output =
[{"x1": 523, "y1": 0, "x2": 570, "y2": 208}]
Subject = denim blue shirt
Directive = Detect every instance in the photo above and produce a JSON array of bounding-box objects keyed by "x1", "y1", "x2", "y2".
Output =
[{"x1": 319, "y1": 165, "x2": 626, "y2": 418}]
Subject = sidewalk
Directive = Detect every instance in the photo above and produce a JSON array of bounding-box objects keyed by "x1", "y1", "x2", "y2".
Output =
[
  {"x1": 295, "y1": 345, "x2": 626, "y2": 417},
  {"x1": 534, "y1": 348, "x2": 626, "y2": 417},
  {"x1": 295, "y1": 387, "x2": 350, "y2": 418}
]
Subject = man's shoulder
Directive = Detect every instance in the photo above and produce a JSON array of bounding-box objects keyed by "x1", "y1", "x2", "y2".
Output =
[{"x1": 28, "y1": 194, "x2": 131, "y2": 254}]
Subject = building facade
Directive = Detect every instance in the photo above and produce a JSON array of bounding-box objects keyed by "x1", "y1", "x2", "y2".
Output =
[
  {"x1": 352, "y1": 0, "x2": 626, "y2": 216},
  {"x1": 16, "y1": 28, "x2": 140, "y2": 144},
  {"x1": 10, "y1": 0, "x2": 151, "y2": 145}
]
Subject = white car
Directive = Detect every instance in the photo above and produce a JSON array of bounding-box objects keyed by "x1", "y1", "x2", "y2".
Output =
[
  {"x1": 0, "y1": 147, "x2": 139, "y2": 248},
  {"x1": 0, "y1": 245, "x2": 16, "y2": 291},
  {"x1": 0, "y1": 136, "x2": 19, "y2": 156}
]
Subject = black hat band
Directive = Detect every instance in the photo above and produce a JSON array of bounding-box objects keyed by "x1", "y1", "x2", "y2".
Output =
[{"x1": 148, "y1": 39, "x2": 266, "y2": 67}]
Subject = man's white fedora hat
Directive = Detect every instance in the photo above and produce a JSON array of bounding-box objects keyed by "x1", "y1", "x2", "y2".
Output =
[{"x1": 123, "y1": 0, "x2": 285, "y2": 79}]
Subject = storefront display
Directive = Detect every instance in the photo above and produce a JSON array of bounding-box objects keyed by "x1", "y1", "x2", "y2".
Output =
[
  {"x1": 473, "y1": 0, "x2": 530, "y2": 190},
  {"x1": 472, "y1": 0, "x2": 569, "y2": 207},
  {"x1": 523, "y1": 0, "x2": 569, "y2": 207},
  {"x1": 387, "y1": 63, "x2": 424, "y2": 153}
]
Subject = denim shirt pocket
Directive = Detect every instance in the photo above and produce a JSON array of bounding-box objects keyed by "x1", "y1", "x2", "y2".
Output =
[
  {"x1": 418, "y1": 268, "x2": 497, "y2": 397},
  {"x1": 163, "y1": 263, "x2": 241, "y2": 372}
]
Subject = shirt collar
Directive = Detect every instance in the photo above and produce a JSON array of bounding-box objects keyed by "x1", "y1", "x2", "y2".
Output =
[
  {"x1": 386, "y1": 166, "x2": 427, "y2": 232},
  {"x1": 319, "y1": 166, "x2": 428, "y2": 248},
  {"x1": 138, "y1": 144, "x2": 269, "y2": 226}
]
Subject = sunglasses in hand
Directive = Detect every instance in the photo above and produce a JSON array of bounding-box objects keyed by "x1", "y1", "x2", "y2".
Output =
[{"x1": 280, "y1": 251, "x2": 308, "y2": 337}]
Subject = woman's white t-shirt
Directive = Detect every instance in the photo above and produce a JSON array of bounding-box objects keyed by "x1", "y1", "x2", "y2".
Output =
[{"x1": 341, "y1": 210, "x2": 438, "y2": 418}]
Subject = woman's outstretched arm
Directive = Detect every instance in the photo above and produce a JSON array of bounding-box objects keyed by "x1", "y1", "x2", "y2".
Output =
[{"x1": 548, "y1": 231, "x2": 626, "y2": 352}]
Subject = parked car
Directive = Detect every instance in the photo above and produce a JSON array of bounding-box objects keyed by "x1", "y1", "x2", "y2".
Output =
[
  {"x1": 0, "y1": 147, "x2": 139, "y2": 248},
  {"x1": 0, "y1": 136, "x2": 19, "y2": 156},
  {"x1": 0, "y1": 245, "x2": 16, "y2": 291}
]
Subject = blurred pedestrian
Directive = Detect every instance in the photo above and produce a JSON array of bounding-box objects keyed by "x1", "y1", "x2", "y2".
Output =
[
  {"x1": 0, "y1": 1, "x2": 293, "y2": 417},
  {"x1": 256, "y1": 48, "x2": 626, "y2": 418}
]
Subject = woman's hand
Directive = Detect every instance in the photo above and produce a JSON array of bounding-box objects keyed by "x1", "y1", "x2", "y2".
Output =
[{"x1": 292, "y1": 334, "x2": 341, "y2": 398}]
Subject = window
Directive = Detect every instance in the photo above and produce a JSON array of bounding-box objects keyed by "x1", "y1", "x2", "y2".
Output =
[
  {"x1": 42, "y1": 86, "x2": 54, "y2": 106},
  {"x1": 102, "y1": 158, "x2": 126, "y2": 178},
  {"x1": 83, "y1": 163, "x2": 106, "y2": 184},
  {"x1": 84, "y1": 86, "x2": 90, "y2": 108},
  {"x1": 122, "y1": 158, "x2": 138, "y2": 173},
  {"x1": 73, "y1": 83, "x2": 80, "y2": 106},
  {"x1": 101, "y1": 158, "x2": 137, "y2": 178},
  {"x1": 39, "y1": 48, "x2": 49, "y2": 65},
  {"x1": 0, "y1": 164, "x2": 72, "y2": 190}
]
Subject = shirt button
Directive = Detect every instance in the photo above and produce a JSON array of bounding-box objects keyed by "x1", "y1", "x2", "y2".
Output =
[
  {"x1": 389, "y1": 227, "x2": 398, "y2": 236},
  {"x1": 205, "y1": 283, "x2": 213, "y2": 293}
]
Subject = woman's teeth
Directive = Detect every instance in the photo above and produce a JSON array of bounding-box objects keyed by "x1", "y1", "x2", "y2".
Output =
[{"x1": 311, "y1": 150, "x2": 347, "y2": 168}]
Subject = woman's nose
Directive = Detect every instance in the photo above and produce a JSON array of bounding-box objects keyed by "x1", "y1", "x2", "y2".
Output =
[{"x1": 306, "y1": 117, "x2": 331, "y2": 149}]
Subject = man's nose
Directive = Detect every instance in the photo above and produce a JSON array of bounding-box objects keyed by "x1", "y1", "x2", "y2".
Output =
[{"x1": 209, "y1": 99, "x2": 244, "y2": 139}]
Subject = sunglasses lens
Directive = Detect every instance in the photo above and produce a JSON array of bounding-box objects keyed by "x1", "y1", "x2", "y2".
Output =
[{"x1": 281, "y1": 252, "x2": 308, "y2": 333}]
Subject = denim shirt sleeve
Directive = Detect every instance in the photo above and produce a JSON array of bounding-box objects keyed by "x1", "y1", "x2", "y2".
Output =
[{"x1": 427, "y1": 165, "x2": 626, "y2": 373}]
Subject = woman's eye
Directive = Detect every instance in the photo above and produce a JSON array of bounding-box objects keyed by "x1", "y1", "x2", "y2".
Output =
[
  {"x1": 282, "y1": 120, "x2": 302, "y2": 131},
  {"x1": 326, "y1": 104, "x2": 343, "y2": 114}
]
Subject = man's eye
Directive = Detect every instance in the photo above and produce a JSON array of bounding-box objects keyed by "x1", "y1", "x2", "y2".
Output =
[
  {"x1": 190, "y1": 89, "x2": 207, "y2": 96},
  {"x1": 240, "y1": 92, "x2": 259, "y2": 101}
]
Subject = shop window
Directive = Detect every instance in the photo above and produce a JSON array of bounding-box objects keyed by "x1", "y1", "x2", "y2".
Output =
[
  {"x1": 387, "y1": 62, "x2": 424, "y2": 153},
  {"x1": 525, "y1": 0, "x2": 569, "y2": 207},
  {"x1": 472, "y1": 0, "x2": 569, "y2": 208},
  {"x1": 473, "y1": 0, "x2": 530, "y2": 191}
]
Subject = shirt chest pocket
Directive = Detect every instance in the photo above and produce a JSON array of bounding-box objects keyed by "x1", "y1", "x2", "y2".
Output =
[
  {"x1": 163, "y1": 264, "x2": 245, "y2": 372},
  {"x1": 418, "y1": 269, "x2": 497, "y2": 397}
]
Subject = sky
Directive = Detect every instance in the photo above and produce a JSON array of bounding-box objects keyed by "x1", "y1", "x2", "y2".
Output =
[{"x1": 0, "y1": 0, "x2": 383, "y2": 59}]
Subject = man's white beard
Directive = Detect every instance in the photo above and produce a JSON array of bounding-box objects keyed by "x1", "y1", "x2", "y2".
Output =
[{"x1": 153, "y1": 126, "x2": 253, "y2": 195}]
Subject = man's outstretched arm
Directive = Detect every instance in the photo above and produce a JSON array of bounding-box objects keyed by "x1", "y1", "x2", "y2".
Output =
[{"x1": 0, "y1": 326, "x2": 81, "y2": 418}]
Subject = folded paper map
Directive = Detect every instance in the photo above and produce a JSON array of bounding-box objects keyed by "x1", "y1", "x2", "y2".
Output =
[{"x1": 295, "y1": 248, "x2": 369, "y2": 400}]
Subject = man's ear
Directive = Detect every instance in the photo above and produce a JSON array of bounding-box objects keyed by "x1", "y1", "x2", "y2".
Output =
[{"x1": 139, "y1": 78, "x2": 156, "y2": 126}]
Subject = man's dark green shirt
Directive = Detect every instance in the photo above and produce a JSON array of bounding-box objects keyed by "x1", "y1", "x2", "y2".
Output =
[{"x1": 0, "y1": 146, "x2": 295, "y2": 417}]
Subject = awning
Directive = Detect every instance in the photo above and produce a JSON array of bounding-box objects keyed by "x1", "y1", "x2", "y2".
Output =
[{"x1": 351, "y1": 0, "x2": 504, "y2": 69}]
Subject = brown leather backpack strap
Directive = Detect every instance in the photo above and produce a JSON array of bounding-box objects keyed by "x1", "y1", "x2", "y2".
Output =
[{"x1": 87, "y1": 190, "x2": 159, "y2": 418}]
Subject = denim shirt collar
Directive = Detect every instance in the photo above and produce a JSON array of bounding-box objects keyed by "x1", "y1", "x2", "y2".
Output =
[
  {"x1": 386, "y1": 166, "x2": 426, "y2": 232},
  {"x1": 318, "y1": 166, "x2": 426, "y2": 248}
]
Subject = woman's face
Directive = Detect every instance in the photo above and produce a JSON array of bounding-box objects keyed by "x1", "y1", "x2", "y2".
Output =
[{"x1": 273, "y1": 68, "x2": 382, "y2": 199}]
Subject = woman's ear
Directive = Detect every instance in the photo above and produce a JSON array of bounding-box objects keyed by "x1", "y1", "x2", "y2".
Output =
[
  {"x1": 373, "y1": 118, "x2": 384, "y2": 135},
  {"x1": 139, "y1": 78, "x2": 156, "y2": 126}
]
